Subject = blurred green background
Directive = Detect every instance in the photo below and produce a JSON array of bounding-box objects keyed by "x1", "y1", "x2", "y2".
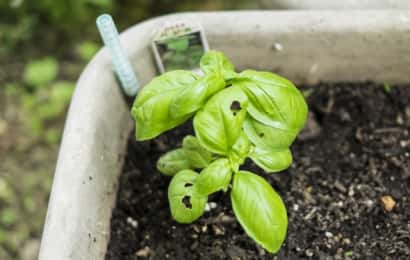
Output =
[{"x1": 0, "y1": 1, "x2": 261, "y2": 259}]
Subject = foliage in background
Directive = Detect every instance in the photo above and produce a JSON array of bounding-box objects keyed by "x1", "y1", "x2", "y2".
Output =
[
  {"x1": 0, "y1": 1, "x2": 258, "y2": 259},
  {"x1": 5, "y1": 57, "x2": 74, "y2": 144}
]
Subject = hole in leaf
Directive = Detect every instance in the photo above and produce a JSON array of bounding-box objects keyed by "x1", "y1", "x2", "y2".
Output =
[
  {"x1": 259, "y1": 132, "x2": 265, "y2": 138},
  {"x1": 230, "y1": 100, "x2": 241, "y2": 115},
  {"x1": 184, "y1": 182, "x2": 193, "y2": 187},
  {"x1": 182, "y1": 196, "x2": 192, "y2": 209}
]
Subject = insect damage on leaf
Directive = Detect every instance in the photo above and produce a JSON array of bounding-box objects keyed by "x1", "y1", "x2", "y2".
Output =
[
  {"x1": 182, "y1": 196, "x2": 192, "y2": 209},
  {"x1": 230, "y1": 100, "x2": 242, "y2": 116},
  {"x1": 130, "y1": 50, "x2": 308, "y2": 253}
]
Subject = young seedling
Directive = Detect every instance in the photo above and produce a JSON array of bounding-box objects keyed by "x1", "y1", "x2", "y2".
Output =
[{"x1": 131, "y1": 51, "x2": 308, "y2": 253}]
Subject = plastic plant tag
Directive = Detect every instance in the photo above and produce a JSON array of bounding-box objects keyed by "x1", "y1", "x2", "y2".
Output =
[{"x1": 152, "y1": 21, "x2": 209, "y2": 74}]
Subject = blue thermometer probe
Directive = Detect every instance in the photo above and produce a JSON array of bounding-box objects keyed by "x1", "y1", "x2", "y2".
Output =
[{"x1": 96, "y1": 14, "x2": 139, "y2": 96}]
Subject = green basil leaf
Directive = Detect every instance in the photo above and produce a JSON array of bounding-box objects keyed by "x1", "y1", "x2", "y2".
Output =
[
  {"x1": 193, "y1": 86, "x2": 248, "y2": 155},
  {"x1": 131, "y1": 70, "x2": 198, "y2": 140},
  {"x1": 249, "y1": 147, "x2": 292, "y2": 173},
  {"x1": 243, "y1": 116, "x2": 297, "y2": 150},
  {"x1": 229, "y1": 132, "x2": 251, "y2": 169},
  {"x1": 238, "y1": 70, "x2": 308, "y2": 133},
  {"x1": 157, "y1": 148, "x2": 191, "y2": 176},
  {"x1": 200, "y1": 50, "x2": 236, "y2": 80},
  {"x1": 168, "y1": 170, "x2": 207, "y2": 223},
  {"x1": 169, "y1": 73, "x2": 225, "y2": 118},
  {"x1": 196, "y1": 158, "x2": 232, "y2": 196},
  {"x1": 231, "y1": 171, "x2": 288, "y2": 253},
  {"x1": 182, "y1": 135, "x2": 212, "y2": 168}
]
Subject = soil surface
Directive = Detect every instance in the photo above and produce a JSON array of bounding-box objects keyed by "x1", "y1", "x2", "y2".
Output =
[{"x1": 106, "y1": 83, "x2": 410, "y2": 260}]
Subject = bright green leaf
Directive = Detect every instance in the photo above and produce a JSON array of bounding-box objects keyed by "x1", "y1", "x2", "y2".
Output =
[
  {"x1": 238, "y1": 70, "x2": 307, "y2": 132},
  {"x1": 200, "y1": 50, "x2": 236, "y2": 80},
  {"x1": 169, "y1": 73, "x2": 225, "y2": 118},
  {"x1": 168, "y1": 170, "x2": 207, "y2": 223},
  {"x1": 243, "y1": 116, "x2": 298, "y2": 150},
  {"x1": 158, "y1": 136, "x2": 213, "y2": 176},
  {"x1": 131, "y1": 70, "x2": 198, "y2": 140},
  {"x1": 157, "y1": 149, "x2": 191, "y2": 176},
  {"x1": 231, "y1": 171, "x2": 288, "y2": 253},
  {"x1": 23, "y1": 57, "x2": 59, "y2": 87},
  {"x1": 196, "y1": 158, "x2": 232, "y2": 196},
  {"x1": 229, "y1": 132, "x2": 251, "y2": 169},
  {"x1": 193, "y1": 86, "x2": 248, "y2": 155},
  {"x1": 249, "y1": 147, "x2": 292, "y2": 173},
  {"x1": 182, "y1": 135, "x2": 212, "y2": 168}
]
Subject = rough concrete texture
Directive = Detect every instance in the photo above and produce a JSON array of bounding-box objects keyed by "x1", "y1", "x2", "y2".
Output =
[
  {"x1": 39, "y1": 11, "x2": 410, "y2": 260},
  {"x1": 261, "y1": 0, "x2": 410, "y2": 9}
]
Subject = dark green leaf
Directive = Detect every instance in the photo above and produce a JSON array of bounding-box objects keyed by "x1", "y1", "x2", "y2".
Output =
[
  {"x1": 196, "y1": 159, "x2": 232, "y2": 196},
  {"x1": 168, "y1": 170, "x2": 207, "y2": 223},
  {"x1": 231, "y1": 171, "x2": 287, "y2": 253},
  {"x1": 131, "y1": 71, "x2": 197, "y2": 140},
  {"x1": 23, "y1": 57, "x2": 59, "y2": 87},
  {"x1": 193, "y1": 86, "x2": 248, "y2": 155},
  {"x1": 249, "y1": 147, "x2": 292, "y2": 173}
]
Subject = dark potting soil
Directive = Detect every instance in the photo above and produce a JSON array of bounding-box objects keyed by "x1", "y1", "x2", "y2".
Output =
[{"x1": 106, "y1": 83, "x2": 410, "y2": 260}]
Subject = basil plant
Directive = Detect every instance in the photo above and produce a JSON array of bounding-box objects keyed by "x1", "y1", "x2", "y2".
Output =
[{"x1": 131, "y1": 51, "x2": 307, "y2": 253}]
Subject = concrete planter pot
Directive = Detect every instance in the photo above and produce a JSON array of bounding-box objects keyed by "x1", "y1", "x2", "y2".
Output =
[
  {"x1": 260, "y1": 0, "x2": 410, "y2": 9},
  {"x1": 39, "y1": 11, "x2": 410, "y2": 260}
]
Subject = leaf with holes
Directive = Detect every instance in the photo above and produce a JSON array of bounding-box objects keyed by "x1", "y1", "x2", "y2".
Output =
[
  {"x1": 196, "y1": 158, "x2": 232, "y2": 196},
  {"x1": 170, "y1": 73, "x2": 225, "y2": 118},
  {"x1": 193, "y1": 86, "x2": 248, "y2": 155},
  {"x1": 200, "y1": 50, "x2": 236, "y2": 80},
  {"x1": 249, "y1": 146, "x2": 292, "y2": 173},
  {"x1": 182, "y1": 135, "x2": 212, "y2": 168},
  {"x1": 237, "y1": 70, "x2": 308, "y2": 134},
  {"x1": 243, "y1": 116, "x2": 298, "y2": 150},
  {"x1": 131, "y1": 70, "x2": 198, "y2": 140},
  {"x1": 168, "y1": 170, "x2": 207, "y2": 223},
  {"x1": 231, "y1": 171, "x2": 288, "y2": 253}
]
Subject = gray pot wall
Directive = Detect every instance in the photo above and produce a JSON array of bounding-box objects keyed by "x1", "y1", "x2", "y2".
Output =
[
  {"x1": 260, "y1": 0, "x2": 410, "y2": 9},
  {"x1": 39, "y1": 11, "x2": 410, "y2": 260}
]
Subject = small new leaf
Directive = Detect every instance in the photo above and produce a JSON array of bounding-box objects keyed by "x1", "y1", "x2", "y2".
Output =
[
  {"x1": 249, "y1": 147, "x2": 292, "y2": 173},
  {"x1": 229, "y1": 132, "x2": 251, "y2": 169},
  {"x1": 157, "y1": 136, "x2": 212, "y2": 176},
  {"x1": 131, "y1": 70, "x2": 198, "y2": 140},
  {"x1": 193, "y1": 86, "x2": 248, "y2": 155},
  {"x1": 231, "y1": 171, "x2": 288, "y2": 253},
  {"x1": 196, "y1": 158, "x2": 232, "y2": 196},
  {"x1": 182, "y1": 135, "x2": 212, "y2": 167},
  {"x1": 200, "y1": 50, "x2": 236, "y2": 80},
  {"x1": 157, "y1": 148, "x2": 190, "y2": 176},
  {"x1": 168, "y1": 170, "x2": 207, "y2": 223}
]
